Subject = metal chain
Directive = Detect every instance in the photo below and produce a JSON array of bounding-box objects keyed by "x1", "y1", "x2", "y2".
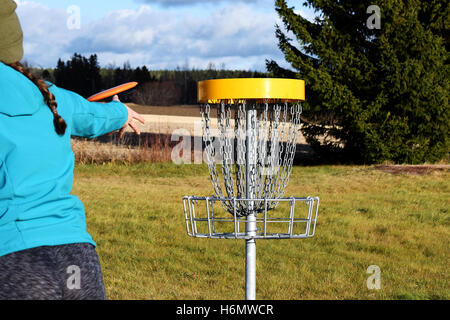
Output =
[
  {"x1": 201, "y1": 103, "x2": 229, "y2": 210},
  {"x1": 275, "y1": 102, "x2": 302, "y2": 198},
  {"x1": 235, "y1": 101, "x2": 247, "y2": 207},
  {"x1": 201, "y1": 101, "x2": 302, "y2": 217},
  {"x1": 256, "y1": 101, "x2": 269, "y2": 202},
  {"x1": 220, "y1": 102, "x2": 235, "y2": 200}
]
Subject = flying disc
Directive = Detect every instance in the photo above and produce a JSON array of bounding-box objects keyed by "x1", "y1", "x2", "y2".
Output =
[{"x1": 87, "y1": 82, "x2": 138, "y2": 102}]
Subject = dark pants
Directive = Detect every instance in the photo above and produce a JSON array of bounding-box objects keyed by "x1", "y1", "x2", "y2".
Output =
[{"x1": 0, "y1": 243, "x2": 106, "y2": 300}]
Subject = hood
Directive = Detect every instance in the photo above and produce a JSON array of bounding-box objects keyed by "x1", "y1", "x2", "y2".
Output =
[{"x1": 0, "y1": 62, "x2": 43, "y2": 116}]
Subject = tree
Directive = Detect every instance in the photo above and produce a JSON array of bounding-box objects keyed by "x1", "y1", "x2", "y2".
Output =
[
  {"x1": 54, "y1": 53, "x2": 103, "y2": 98},
  {"x1": 133, "y1": 66, "x2": 152, "y2": 84},
  {"x1": 267, "y1": 0, "x2": 449, "y2": 163}
]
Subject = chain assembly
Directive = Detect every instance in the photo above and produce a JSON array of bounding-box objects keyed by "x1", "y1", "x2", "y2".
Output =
[{"x1": 201, "y1": 100, "x2": 303, "y2": 217}]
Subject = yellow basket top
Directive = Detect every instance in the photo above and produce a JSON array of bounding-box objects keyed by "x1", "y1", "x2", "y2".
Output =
[{"x1": 197, "y1": 78, "x2": 305, "y2": 103}]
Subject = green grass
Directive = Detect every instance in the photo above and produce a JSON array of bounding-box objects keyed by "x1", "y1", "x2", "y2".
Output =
[{"x1": 73, "y1": 163, "x2": 450, "y2": 300}]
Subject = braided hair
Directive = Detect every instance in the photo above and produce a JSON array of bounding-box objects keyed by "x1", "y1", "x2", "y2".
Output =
[{"x1": 7, "y1": 62, "x2": 67, "y2": 135}]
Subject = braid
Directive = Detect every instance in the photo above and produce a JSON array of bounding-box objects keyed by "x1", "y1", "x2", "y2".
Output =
[{"x1": 8, "y1": 62, "x2": 67, "y2": 135}]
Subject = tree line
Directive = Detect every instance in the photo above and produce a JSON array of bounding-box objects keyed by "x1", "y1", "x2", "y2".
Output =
[{"x1": 36, "y1": 53, "x2": 268, "y2": 105}]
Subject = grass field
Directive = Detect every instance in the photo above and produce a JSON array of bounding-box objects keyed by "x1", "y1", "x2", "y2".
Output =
[{"x1": 73, "y1": 162, "x2": 449, "y2": 300}]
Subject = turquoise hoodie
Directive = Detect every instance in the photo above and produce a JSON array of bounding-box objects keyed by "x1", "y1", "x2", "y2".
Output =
[{"x1": 0, "y1": 62, "x2": 128, "y2": 257}]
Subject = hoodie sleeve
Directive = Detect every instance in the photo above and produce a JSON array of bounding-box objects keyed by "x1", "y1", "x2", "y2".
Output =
[{"x1": 49, "y1": 85, "x2": 128, "y2": 139}]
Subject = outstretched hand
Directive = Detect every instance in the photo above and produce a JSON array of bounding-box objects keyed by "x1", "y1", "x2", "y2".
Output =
[{"x1": 112, "y1": 95, "x2": 146, "y2": 138}]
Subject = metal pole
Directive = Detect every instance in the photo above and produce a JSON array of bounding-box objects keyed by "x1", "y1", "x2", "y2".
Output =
[{"x1": 245, "y1": 106, "x2": 257, "y2": 300}]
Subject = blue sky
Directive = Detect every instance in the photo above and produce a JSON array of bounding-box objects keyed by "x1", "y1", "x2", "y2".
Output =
[{"x1": 15, "y1": 0, "x2": 317, "y2": 71}]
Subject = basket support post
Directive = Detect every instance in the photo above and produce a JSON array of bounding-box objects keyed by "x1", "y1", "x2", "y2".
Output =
[{"x1": 245, "y1": 107, "x2": 257, "y2": 300}]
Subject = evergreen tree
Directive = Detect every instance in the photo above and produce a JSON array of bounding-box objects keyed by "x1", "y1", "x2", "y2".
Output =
[
  {"x1": 133, "y1": 65, "x2": 153, "y2": 84},
  {"x1": 268, "y1": 0, "x2": 449, "y2": 163},
  {"x1": 54, "y1": 53, "x2": 103, "y2": 98}
]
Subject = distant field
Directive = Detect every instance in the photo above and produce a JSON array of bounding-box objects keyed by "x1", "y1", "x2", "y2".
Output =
[
  {"x1": 73, "y1": 163, "x2": 449, "y2": 300},
  {"x1": 126, "y1": 103, "x2": 204, "y2": 117}
]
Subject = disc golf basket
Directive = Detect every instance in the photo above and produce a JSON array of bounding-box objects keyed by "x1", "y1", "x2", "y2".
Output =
[{"x1": 182, "y1": 78, "x2": 319, "y2": 300}]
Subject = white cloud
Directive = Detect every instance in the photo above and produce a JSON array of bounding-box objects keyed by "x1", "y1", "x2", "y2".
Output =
[
  {"x1": 15, "y1": 1, "x2": 77, "y2": 67},
  {"x1": 137, "y1": 0, "x2": 259, "y2": 7},
  {"x1": 294, "y1": 9, "x2": 317, "y2": 22},
  {"x1": 16, "y1": 1, "x2": 287, "y2": 71}
]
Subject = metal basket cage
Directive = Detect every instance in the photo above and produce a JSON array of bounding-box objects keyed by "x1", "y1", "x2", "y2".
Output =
[{"x1": 183, "y1": 196, "x2": 319, "y2": 240}]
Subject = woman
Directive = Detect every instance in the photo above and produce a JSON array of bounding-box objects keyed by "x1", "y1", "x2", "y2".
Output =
[{"x1": 0, "y1": 0, "x2": 145, "y2": 299}]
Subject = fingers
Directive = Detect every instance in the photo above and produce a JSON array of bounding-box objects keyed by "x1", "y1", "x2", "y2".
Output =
[
  {"x1": 129, "y1": 121, "x2": 141, "y2": 135},
  {"x1": 132, "y1": 112, "x2": 146, "y2": 125},
  {"x1": 127, "y1": 106, "x2": 146, "y2": 124},
  {"x1": 112, "y1": 95, "x2": 120, "y2": 102},
  {"x1": 119, "y1": 127, "x2": 126, "y2": 139},
  {"x1": 119, "y1": 121, "x2": 141, "y2": 136},
  {"x1": 117, "y1": 106, "x2": 145, "y2": 138}
]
